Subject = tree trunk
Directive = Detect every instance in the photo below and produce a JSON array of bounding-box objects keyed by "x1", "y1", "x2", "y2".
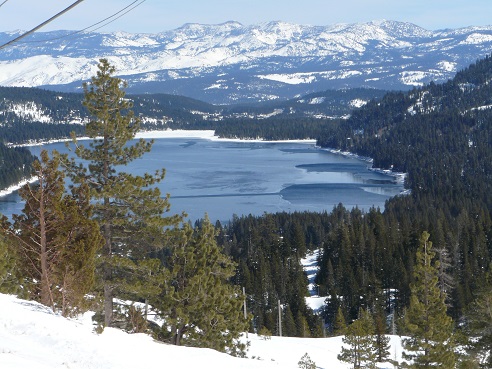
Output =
[
  {"x1": 103, "y1": 215, "x2": 113, "y2": 327},
  {"x1": 38, "y1": 175, "x2": 52, "y2": 309}
]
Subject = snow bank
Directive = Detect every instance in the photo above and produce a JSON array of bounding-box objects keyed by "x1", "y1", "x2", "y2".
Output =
[
  {"x1": 0, "y1": 294, "x2": 274, "y2": 368},
  {"x1": 0, "y1": 293, "x2": 404, "y2": 368}
]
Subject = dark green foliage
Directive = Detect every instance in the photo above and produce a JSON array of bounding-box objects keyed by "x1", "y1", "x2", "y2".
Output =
[
  {"x1": 338, "y1": 308, "x2": 378, "y2": 369},
  {"x1": 211, "y1": 116, "x2": 332, "y2": 141},
  {"x1": 220, "y1": 212, "x2": 328, "y2": 337},
  {"x1": 153, "y1": 217, "x2": 249, "y2": 355},
  {"x1": 373, "y1": 307, "x2": 391, "y2": 363},
  {"x1": 0, "y1": 234, "x2": 21, "y2": 294},
  {"x1": 0, "y1": 143, "x2": 35, "y2": 190},
  {"x1": 402, "y1": 232, "x2": 456, "y2": 369},
  {"x1": 465, "y1": 265, "x2": 492, "y2": 368},
  {"x1": 333, "y1": 306, "x2": 348, "y2": 336}
]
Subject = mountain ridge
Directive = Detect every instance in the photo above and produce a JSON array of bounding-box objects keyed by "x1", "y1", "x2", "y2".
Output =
[{"x1": 1, "y1": 20, "x2": 492, "y2": 103}]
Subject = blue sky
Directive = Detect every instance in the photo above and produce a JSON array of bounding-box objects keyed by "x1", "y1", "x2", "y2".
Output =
[{"x1": 1, "y1": 0, "x2": 492, "y2": 33}]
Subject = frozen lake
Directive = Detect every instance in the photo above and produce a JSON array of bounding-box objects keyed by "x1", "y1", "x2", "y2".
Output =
[{"x1": 0, "y1": 137, "x2": 404, "y2": 223}]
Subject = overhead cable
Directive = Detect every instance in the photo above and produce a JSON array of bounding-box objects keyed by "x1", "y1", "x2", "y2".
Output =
[
  {"x1": 0, "y1": 0, "x2": 10, "y2": 9},
  {"x1": 86, "y1": 0, "x2": 146, "y2": 33},
  {"x1": 0, "y1": 0, "x2": 86, "y2": 50},
  {"x1": 10, "y1": 0, "x2": 147, "y2": 48},
  {"x1": 19, "y1": 0, "x2": 146, "y2": 44}
]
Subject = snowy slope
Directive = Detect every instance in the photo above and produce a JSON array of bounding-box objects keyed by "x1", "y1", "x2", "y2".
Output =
[
  {"x1": 1, "y1": 20, "x2": 492, "y2": 103},
  {"x1": 0, "y1": 293, "x2": 404, "y2": 368}
]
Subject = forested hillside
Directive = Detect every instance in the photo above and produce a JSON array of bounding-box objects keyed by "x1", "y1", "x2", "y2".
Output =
[
  {"x1": 211, "y1": 55, "x2": 492, "y2": 365},
  {"x1": 0, "y1": 143, "x2": 34, "y2": 189}
]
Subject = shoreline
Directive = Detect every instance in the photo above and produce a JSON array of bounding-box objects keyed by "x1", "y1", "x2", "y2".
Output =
[
  {"x1": 320, "y1": 146, "x2": 407, "y2": 185},
  {"x1": 0, "y1": 177, "x2": 38, "y2": 198},
  {"x1": 11, "y1": 129, "x2": 317, "y2": 147}
]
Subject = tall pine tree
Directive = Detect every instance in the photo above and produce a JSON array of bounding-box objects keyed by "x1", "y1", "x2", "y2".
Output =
[
  {"x1": 66, "y1": 59, "x2": 181, "y2": 326},
  {"x1": 402, "y1": 231, "x2": 456, "y2": 368}
]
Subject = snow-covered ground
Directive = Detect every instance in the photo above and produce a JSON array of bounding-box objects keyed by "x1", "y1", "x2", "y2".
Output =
[
  {"x1": 302, "y1": 249, "x2": 327, "y2": 313},
  {"x1": 0, "y1": 293, "x2": 403, "y2": 368}
]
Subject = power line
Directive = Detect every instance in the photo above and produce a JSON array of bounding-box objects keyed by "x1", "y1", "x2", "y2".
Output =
[
  {"x1": 0, "y1": 0, "x2": 86, "y2": 50},
  {"x1": 19, "y1": 0, "x2": 147, "y2": 44},
  {"x1": 86, "y1": 0, "x2": 146, "y2": 33},
  {"x1": 0, "y1": 0, "x2": 10, "y2": 9}
]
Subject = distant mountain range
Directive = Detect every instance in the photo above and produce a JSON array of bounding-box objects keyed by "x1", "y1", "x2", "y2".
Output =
[{"x1": 1, "y1": 20, "x2": 492, "y2": 104}]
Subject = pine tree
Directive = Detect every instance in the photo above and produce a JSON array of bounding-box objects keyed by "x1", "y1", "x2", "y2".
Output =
[
  {"x1": 1, "y1": 150, "x2": 102, "y2": 316},
  {"x1": 402, "y1": 231, "x2": 456, "y2": 368},
  {"x1": 338, "y1": 308, "x2": 377, "y2": 369},
  {"x1": 66, "y1": 59, "x2": 181, "y2": 326},
  {"x1": 0, "y1": 234, "x2": 21, "y2": 294},
  {"x1": 155, "y1": 216, "x2": 249, "y2": 355},
  {"x1": 466, "y1": 264, "x2": 492, "y2": 368},
  {"x1": 373, "y1": 307, "x2": 391, "y2": 363},
  {"x1": 296, "y1": 310, "x2": 311, "y2": 338},
  {"x1": 298, "y1": 353, "x2": 317, "y2": 369},
  {"x1": 333, "y1": 305, "x2": 348, "y2": 335},
  {"x1": 283, "y1": 305, "x2": 297, "y2": 336}
]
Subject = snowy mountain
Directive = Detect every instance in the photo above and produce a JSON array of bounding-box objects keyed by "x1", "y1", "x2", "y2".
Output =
[
  {"x1": 0, "y1": 293, "x2": 404, "y2": 368},
  {"x1": 1, "y1": 20, "x2": 492, "y2": 103}
]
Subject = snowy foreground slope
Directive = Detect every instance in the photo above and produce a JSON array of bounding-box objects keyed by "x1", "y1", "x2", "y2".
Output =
[{"x1": 0, "y1": 293, "x2": 403, "y2": 368}]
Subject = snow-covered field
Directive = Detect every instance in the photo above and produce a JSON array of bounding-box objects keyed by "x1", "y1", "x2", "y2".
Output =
[{"x1": 0, "y1": 293, "x2": 403, "y2": 368}]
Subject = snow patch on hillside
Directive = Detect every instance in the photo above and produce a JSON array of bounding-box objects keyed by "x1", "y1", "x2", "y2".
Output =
[
  {"x1": 349, "y1": 99, "x2": 368, "y2": 108},
  {"x1": 3, "y1": 101, "x2": 52, "y2": 123},
  {"x1": 399, "y1": 71, "x2": 429, "y2": 86},
  {"x1": 257, "y1": 72, "x2": 317, "y2": 85},
  {"x1": 460, "y1": 33, "x2": 492, "y2": 45},
  {"x1": 437, "y1": 61, "x2": 457, "y2": 72}
]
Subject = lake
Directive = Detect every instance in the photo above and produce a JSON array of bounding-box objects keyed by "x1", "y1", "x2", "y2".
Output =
[{"x1": 0, "y1": 137, "x2": 404, "y2": 223}]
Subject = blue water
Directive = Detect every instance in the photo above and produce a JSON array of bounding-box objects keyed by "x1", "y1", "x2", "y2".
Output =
[{"x1": 0, "y1": 138, "x2": 404, "y2": 223}]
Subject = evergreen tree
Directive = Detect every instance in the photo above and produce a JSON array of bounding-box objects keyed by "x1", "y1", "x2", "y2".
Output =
[
  {"x1": 283, "y1": 305, "x2": 297, "y2": 336},
  {"x1": 465, "y1": 264, "x2": 492, "y2": 368},
  {"x1": 402, "y1": 231, "x2": 456, "y2": 368},
  {"x1": 1, "y1": 150, "x2": 102, "y2": 316},
  {"x1": 155, "y1": 216, "x2": 249, "y2": 355},
  {"x1": 296, "y1": 310, "x2": 311, "y2": 338},
  {"x1": 338, "y1": 308, "x2": 377, "y2": 369},
  {"x1": 333, "y1": 305, "x2": 348, "y2": 335},
  {"x1": 373, "y1": 307, "x2": 391, "y2": 363},
  {"x1": 66, "y1": 59, "x2": 181, "y2": 326},
  {"x1": 298, "y1": 353, "x2": 317, "y2": 369},
  {"x1": 0, "y1": 234, "x2": 21, "y2": 294}
]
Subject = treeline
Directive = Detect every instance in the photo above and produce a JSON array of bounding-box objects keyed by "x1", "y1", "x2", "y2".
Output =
[
  {"x1": 0, "y1": 122, "x2": 85, "y2": 144},
  {"x1": 314, "y1": 56, "x2": 492, "y2": 320},
  {"x1": 219, "y1": 194, "x2": 490, "y2": 324},
  {"x1": 0, "y1": 143, "x2": 35, "y2": 189},
  {"x1": 209, "y1": 117, "x2": 332, "y2": 140}
]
